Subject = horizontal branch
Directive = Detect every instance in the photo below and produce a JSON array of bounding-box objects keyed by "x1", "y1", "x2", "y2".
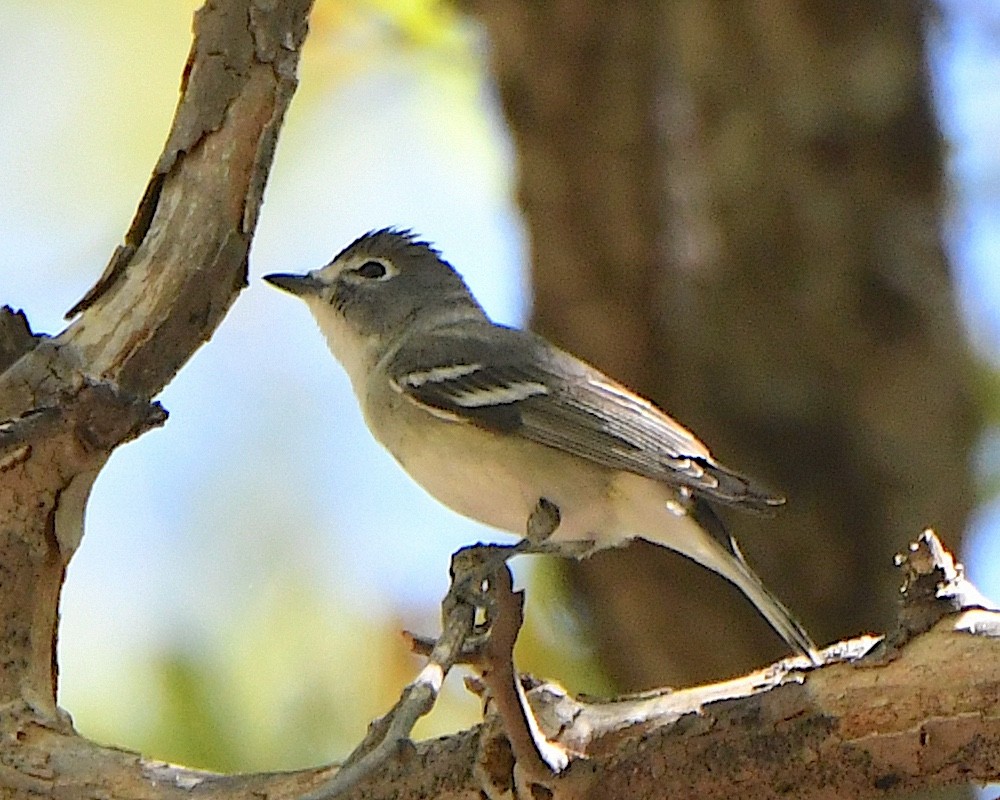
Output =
[
  {"x1": 0, "y1": 609, "x2": 994, "y2": 800},
  {"x1": 0, "y1": 533, "x2": 996, "y2": 800}
]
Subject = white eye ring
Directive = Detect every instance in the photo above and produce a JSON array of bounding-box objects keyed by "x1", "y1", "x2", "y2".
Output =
[{"x1": 349, "y1": 258, "x2": 397, "y2": 282}]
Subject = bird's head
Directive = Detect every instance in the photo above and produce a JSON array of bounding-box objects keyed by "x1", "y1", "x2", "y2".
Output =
[
  {"x1": 264, "y1": 229, "x2": 487, "y2": 391},
  {"x1": 264, "y1": 228, "x2": 484, "y2": 342}
]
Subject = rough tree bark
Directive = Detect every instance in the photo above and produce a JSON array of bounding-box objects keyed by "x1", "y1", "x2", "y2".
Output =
[
  {"x1": 477, "y1": 0, "x2": 979, "y2": 688},
  {"x1": 0, "y1": 0, "x2": 317, "y2": 793}
]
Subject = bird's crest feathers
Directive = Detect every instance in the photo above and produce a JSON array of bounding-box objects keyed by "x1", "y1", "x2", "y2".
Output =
[{"x1": 334, "y1": 228, "x2": 443, "y2": 265}]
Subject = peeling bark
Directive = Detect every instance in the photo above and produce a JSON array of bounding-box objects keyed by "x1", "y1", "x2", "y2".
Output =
[
  {"x1": 0, "y1": 565, "x2": 997, "y2": 799},
  {"x1": 0, "y1": 0, "x2": 313, "y2": 757}
]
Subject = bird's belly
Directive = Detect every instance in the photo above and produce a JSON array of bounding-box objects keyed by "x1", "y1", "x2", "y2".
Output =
[
  {"x1": 374, "y1": 411, "x2": 618, "y2": 543},
  {"x1": 402, "y1": 441, "x2": 539, "y2": 535}
]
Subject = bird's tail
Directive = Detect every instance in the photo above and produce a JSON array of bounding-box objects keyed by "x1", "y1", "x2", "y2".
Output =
[
  {"x1": 689, "y1": 500, "x2": 822, "y2": 665},
  {"x1": 619, "y1": 476, "x2": 822, "y2": 664},
  {"x1": 721, "y1": 536, "x2": 823, "y2": 665}
]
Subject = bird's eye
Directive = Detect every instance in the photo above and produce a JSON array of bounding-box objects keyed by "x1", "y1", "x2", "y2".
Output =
[{"x1": 355, "y1": 260, "x2": 388, "y2": 279}]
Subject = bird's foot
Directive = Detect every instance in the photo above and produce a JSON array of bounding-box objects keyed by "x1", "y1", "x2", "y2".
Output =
[
  {"x1": 451, "y1": 498, "x2": 564, "y2": 611},
  {"x1": 525, "y1": 497, "x2": 561, "y2": 545}
]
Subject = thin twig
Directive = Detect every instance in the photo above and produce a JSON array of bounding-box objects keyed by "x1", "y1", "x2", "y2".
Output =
[
  {"x1": 300, "y1": 548, "x2": 483, "y2": 800},
  {"x1": 475, "y1": 562, "x2": 571, "y2": 779},
  {"x1": 303, "y1": 501, "x2": 567, "y2": 798}
]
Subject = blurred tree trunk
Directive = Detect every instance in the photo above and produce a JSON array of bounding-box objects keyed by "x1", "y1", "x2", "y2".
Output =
[{"x1": 478, "y1": 0, "x2": 978, "y2": 689}]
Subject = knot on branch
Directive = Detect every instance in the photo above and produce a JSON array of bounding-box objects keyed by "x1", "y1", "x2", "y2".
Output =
[
  {"x1": 881, "y1": 529, "x2": 998, "y2": 656},
  {"x1": 0, "y1": 307, "x2": 43, "y2": 374},
  {"x1": 72, "y1": 380, "x2": 168, "y2": 454}
]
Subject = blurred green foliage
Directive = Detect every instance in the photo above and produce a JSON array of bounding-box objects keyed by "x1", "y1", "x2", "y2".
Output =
[{"x1": 75, "y1": 570, "x2": 487, "y2": 772}]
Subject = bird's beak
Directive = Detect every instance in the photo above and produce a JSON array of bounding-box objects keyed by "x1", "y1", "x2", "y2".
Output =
[{"x1": 263, "y1": 272, "x2": 324, "y2": 297}]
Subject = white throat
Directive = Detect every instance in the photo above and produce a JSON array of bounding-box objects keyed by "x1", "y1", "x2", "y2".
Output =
[{"x1": 305, "y1": 298, "x2": 381, "y2": 399}]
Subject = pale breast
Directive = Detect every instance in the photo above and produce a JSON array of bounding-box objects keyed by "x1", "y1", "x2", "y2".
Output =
[{"x1": 363, "y1": 379, "x2": 623, "y2": 544}]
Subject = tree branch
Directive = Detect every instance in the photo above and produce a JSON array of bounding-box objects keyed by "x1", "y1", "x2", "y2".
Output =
[
  {"x1": 0, "y1": 0, "x2": 313, "y2": 744},
  {"x1": 60, "y1": 1, "x2": 310, "y2": 394},
  {"x1": 300, "y1": 548, "x2": 483, "y2": 800}
]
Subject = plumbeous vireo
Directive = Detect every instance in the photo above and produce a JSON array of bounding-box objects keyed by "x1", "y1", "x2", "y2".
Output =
[{"x1": 265, "y1": 228, "x2": 821, "y2": 665}]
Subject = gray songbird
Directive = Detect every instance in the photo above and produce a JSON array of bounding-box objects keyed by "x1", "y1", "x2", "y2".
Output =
[{"x1": 265, "y1": 229, "x2": 820, "y2": 664}]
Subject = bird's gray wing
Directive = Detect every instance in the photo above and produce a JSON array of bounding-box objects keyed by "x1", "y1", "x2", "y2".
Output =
[{"x1": 385, "y1": 324, "x2": 782, "y2": 511}]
